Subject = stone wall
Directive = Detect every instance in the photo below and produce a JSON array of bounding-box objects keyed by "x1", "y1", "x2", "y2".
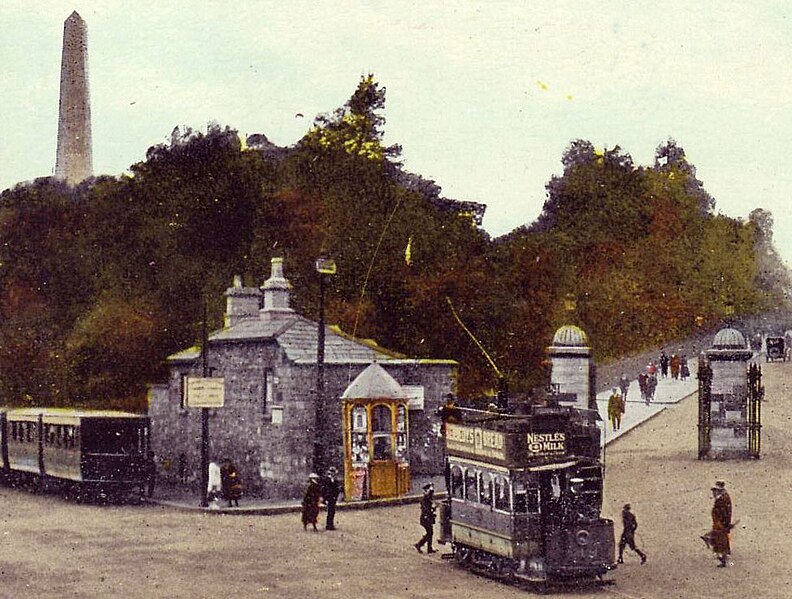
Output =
[{"x1": 149, "y1": 340, "x2": 455, "y2": 499}]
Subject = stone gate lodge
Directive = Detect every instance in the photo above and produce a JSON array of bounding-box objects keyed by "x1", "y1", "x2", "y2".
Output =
[{"x1": 148, "y1": 258, "x2": 456, "y2": 500}]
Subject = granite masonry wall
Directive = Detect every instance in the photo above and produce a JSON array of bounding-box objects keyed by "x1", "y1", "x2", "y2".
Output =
[{"x1": 149, "y1": 340, "x2": 455, "y2": 500}]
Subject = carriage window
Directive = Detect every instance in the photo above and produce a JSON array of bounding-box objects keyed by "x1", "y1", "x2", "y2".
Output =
[
  {"x1": 478, "y1": 472, "x2": 493, "y2": 506},
  {"x1": 464, "y1": 469, "x2": 478, "y2": 501},
  {"x1": 450, "y1": 466, "x2": 464, "y2": 499},
  {"x1": 494, "y1": 476, "x2": 510, "y2": 511}
]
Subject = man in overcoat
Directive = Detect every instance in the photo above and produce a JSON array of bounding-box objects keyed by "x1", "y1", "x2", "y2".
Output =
[
  {"x1": 414, "y1": 483, "x2": 437, "y2": 554},
  {"x1": 322, "y1": 467, "x2": 341, "y2": 531},
  {"x1": 708, "y1": 481, "x2": 733, "y2": 567}
]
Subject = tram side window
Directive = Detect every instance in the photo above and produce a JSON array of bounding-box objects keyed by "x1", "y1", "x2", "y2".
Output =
[
  {"x1": 464, "y1": 468, "x2": 478, "y2": 502},
  {"x1": 450, "y1": 466, "x2": 464, "y2": 499},
  {"x1": 513, "y1": 481, "x2": 541, "y2": 514},
  {"x1": 494, "y1": 476, "x2": 510, "y2": 511},
  {"x1": 478, "y1": 472, "x2": 493, "y2": 506}
]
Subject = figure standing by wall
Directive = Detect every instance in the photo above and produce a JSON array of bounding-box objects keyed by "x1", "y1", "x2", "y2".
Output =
[
  {"x1": 302, "y1": 473, "x2": 322, "y2": 531},
  {"x1": 322, "y1": 467, "x2": 341, "y2": 531}
]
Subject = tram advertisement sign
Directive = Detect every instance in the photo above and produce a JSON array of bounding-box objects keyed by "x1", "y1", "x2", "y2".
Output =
[
  {"x1": 526, "y1": 432, "x2": 566, "y2": 455},
  {"x1": 185, "y1": 377, "x2": 225, "y2": 408},
  {"x1": 445, "y1": 423, "x2": 506, "y2": 460}
]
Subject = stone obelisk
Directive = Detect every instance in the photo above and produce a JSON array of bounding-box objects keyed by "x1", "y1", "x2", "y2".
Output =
[{"x1": 54, "y1": 11, "x2": 93, "y2": 185}]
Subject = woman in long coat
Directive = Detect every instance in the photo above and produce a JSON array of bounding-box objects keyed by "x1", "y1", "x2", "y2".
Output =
[{"x1": 302, "y1": 473, "x2": 322, "y2": 531}]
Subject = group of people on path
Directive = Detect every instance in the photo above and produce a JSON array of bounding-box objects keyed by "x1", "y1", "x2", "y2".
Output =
[
  {"x1": 659, "y1": 350, "x2": 690, "y2": 381},
  {"x1": 301, "y1": 467, "x2": 342, "y2": 531},
  {"x1": 207, "y1": 458, "x2": 243, "y2": 508}
]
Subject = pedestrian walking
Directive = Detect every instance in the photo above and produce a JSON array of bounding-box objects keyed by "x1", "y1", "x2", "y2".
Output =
[
  {"x1": 702, "y1": 480, "x2": 733, "y2": 567},
  {"x1": 670, "y1": 353, "x2": 681, "y2": 380},
  {"x1": 220, "y1": 458, "x2": 243, "y2": 507},
  {"x1": 659, "y1": 351, "x2": 669, "y2": 378},
  {"x1": 302, "y1": 473, "x2": 322, "y2": 531},
  {"x1": 619, "y1": 374, "x2": 630, "y2": 403},
  {"x1": 647, "y1": 360, "x2": 657, "y2": 376},
  {"x1": 618, "y1": 504, "x2": 647, "y2": 564},
  {"x1": 638, "y1": 372, "x2": 648, "y2": 403},
  {"x1": 322, "y1": 467, "x2": 341, "y2": 531},
  {"x1": 414, "y1": 483, "x2": 437, "y2": 553},
  {"x1": 608, "y1": 388, "x2": 623, "y2": 431},
  {"x1": 680, "y1": 355, "x2": 690, "y2": 380},
  {"x1": 645, "y1": 373, "x2": 657, "y2": 405}
]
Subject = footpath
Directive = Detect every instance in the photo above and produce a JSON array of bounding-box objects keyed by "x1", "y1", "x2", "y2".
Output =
[
  {"x1": 149, "y1": 371, "x2": 701, "y2": 516},
  {"x1": 597, "y1": 372, "x2": 699, "y2": 446}
]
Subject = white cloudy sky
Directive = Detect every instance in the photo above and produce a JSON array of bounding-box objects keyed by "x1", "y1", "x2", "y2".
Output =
[{"x1": 3, "y1": 1, "x2": 792, "y2": 262}]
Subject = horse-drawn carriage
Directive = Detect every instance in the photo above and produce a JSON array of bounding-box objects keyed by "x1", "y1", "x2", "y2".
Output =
[{"x1": 766, "y1": 336, "x2": 786, "y2": 362}]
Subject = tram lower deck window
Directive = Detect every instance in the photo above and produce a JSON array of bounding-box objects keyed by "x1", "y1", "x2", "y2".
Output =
[{"x1": 514, "y1": 482, "x2": 540, "y2": 514}]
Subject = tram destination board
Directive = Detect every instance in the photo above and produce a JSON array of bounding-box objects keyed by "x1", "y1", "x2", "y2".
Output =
[
  {"x1": 185, "y1": 377, "x2": 225, "y2": 408},
  {"x1": 445, "y1": 421, "x2": 570, "y2": 467}
]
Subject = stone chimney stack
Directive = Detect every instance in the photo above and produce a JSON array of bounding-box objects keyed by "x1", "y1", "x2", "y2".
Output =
[
  {"x1": 261, "y1": 258, "x2": 294, "y2": 321},
  {"x1": 224, "y1": 274, "x2": 262, "y2": 327},
  {"x1": 55, "y1": 11, "x2": 93, "y2": 185}
]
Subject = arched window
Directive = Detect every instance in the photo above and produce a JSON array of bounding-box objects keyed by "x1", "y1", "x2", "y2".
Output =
[
  {"x1": 478, "y1": 472, "x2": 493, "y2": 506},
  {"x1": 450, "y1": 466, "x2": 464, "y2": 499},
  {"x1": 351, "y1": 405, "x2": 369, "y2": 463},
  {"x1": 494, "y1": 476, "x2": 510, "y2": 511},
  {"x1": 395, "y1": 405, "x2": 408, "y2": 460},
  {"x1": 464, "y1": 468, "x2": 478, "y2": 501},
  {"x1": 372, "y1": 404, "x2": 392, "y2": 461}
]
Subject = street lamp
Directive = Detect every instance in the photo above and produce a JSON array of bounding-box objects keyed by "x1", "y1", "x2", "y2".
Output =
[{"x1": 314, "y1": 256, "x2": 337, "y2": 475}]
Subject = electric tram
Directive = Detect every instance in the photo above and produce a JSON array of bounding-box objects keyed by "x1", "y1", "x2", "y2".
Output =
[{"x1": 438, "y1": 401, "x2": 615, "y2": 584}]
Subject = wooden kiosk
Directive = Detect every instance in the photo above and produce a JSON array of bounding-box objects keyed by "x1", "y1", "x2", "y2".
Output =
[{"x1": 341, "y1": 363, "x2": 410, "y2": 500}]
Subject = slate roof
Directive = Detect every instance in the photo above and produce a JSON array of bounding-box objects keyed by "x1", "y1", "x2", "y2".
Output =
[
  {"x1": 341, "y1": 362, "x2": 407, "y2": 399},
  {"x1": 167, "y1": 314, "x2": 456, "y2": 366}
]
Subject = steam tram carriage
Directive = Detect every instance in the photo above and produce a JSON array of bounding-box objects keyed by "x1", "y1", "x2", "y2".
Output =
[
  {"x1": 0, "y1": 407, "x2": 150, "y2": 495},
  {"x1": 439, "y1": 404, "x2": 615, "y2": 584}
]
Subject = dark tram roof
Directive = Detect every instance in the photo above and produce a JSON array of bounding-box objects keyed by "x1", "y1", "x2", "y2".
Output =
[{"x1": 456, "y1": 406, "x2": 598, "y2": 432}]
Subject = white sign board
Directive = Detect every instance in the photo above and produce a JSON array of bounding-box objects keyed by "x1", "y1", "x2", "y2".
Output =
[
  {"x1": 402, "y1": 385, "x2": 425, "y2": 410},
  {"x1": 185, "y1": 377, "x2": 225, "y2": 408}
]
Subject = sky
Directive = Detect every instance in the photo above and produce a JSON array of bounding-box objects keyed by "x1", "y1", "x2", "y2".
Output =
[{"x1": 3, "y1": 1, "x2": 792, "y2": 263}]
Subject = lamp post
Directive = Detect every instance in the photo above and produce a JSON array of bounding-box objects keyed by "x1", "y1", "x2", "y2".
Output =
[
  {"x1": 314, "y1": 255, "x2": 337, "y2": 475},
  {"x1": 199, "y1": 299, "x2": 210, "y2": 508}
]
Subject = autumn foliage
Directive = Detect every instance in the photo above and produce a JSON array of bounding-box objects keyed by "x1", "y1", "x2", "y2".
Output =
[{"x1": 0, "y1": 77, "x2": 787, "y2": 408}]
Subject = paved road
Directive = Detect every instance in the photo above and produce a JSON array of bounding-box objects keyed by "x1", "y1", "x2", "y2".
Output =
[{"x1": 1, "y1": 362, "x2": 790, "y2": 598}]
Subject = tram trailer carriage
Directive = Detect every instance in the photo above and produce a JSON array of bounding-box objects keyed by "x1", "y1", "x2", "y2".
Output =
[
  {"x1": 0, "y1": 407, "x2": 150, "y2": 492},
  {"x1": 440, "y1": 405, "x2": 616, "y2": 583}
]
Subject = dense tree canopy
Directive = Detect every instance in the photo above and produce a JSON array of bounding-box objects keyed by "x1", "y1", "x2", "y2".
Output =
[{"x1": 0, "y1": 77, "x2": 787, "y2": 408}]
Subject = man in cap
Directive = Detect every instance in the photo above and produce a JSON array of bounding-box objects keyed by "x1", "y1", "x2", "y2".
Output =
[
  {"x1": 617, "y1": 504, "x2": 647, "y2": 564},
  {"x1": 322, "y1": 466, "x2": 341, "y2": 531},
  {"x1": 414, "y1": 483, "x2": 437, "y2": 554},
  {"x1": 707, "y1": 481, "x2": 733, "y2": 567}
]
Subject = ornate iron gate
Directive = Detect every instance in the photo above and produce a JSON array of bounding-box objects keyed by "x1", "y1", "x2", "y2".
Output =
[
  {"x1": 697, "y1": 358, "x2": 712, "y2": 459},
  {"x1": 747, "y1": 362, "x2": 763, "y2": 459}
]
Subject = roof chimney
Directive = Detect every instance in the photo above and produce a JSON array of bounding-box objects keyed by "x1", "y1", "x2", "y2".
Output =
[
  {"x1": 224, "y1": 274, "x2": 262, "y2": 327},
  {"x1": 261, "y1": 257, "x2": 294, "y2": 321}
]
